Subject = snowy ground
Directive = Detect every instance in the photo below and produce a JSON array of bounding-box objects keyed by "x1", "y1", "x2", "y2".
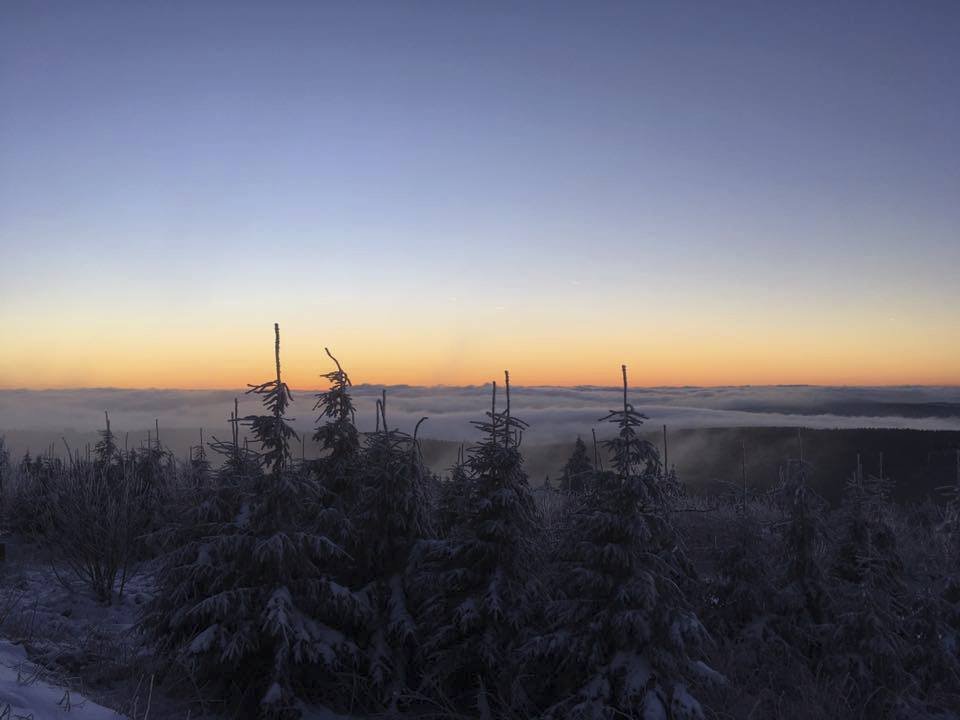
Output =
[
  {"x1": 0, "y1": 536, "x2": 186, "y2": 719},
  {"x1": 0, "y1": 639, "x2": 126, "y2": 719},
  {"x1": 0, "y1": 536, "x2": 382, "y2": 720}
]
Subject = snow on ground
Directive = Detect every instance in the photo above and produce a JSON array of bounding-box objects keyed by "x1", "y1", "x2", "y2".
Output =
[
  {"x1": 0, "y1": 639, "x2": 126, "y2": 719},
  {"x1": 0, "y1": 536, "x2": 149, "y2": 666},
  {"x1": 0, "y1": 537, "x2": 173, "y2": 718}
]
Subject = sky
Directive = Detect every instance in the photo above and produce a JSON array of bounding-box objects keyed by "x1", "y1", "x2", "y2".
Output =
[{"x1": 1, "y1": 1, "x2": 958, "y2": 389}]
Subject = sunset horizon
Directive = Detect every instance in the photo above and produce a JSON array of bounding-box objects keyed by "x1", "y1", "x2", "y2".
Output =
[
  {"x1": 3, "y1": 2, "x2": 958, "y2": 394},
  {"x1": 2, "y1": 4, "x2": 960, "y2": 717},
  {"x1": 3, "y1": 314, "x2": 959, "y2": 390}
]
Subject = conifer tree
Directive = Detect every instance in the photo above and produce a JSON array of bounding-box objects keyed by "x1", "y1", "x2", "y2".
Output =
[
  {"x1": 908, "y1": 449, "x2": 960, "y2": 710},
  {"x1": 832, "y1": 457, "x2": 899, "y2": 586},
  {"x1": 827, "y1": 459, "x2": 908, "y2": 714},
  {"x1": 763, "y1": 444, "x2": 833, "y2": 706},
  {"x1": 700, "y1": 479, "x2": 798, "y2": 718},
  {"x1": 559, "y1": 436, "x2": 593, "y2": 493},
  {"x1": 144, "y1": 326, "x2": 366, "y2": 719},
  {"x1": 601, "y1": 366, "x2": 662, "y2": 483},
  {"x1": 244, "y1": 323, "x2": 298, "y2": 477},
  {"x1": 313, "y1": 347, "x2": 360, "y2": 505},
  {"x1": 188, "y1": 429, "x2": 212, "y2": 487},
  {"x1": 711, "y1": 501, "x2": 774, "y2": 636},
  {"x1": 938, "y1": 449, "x2": 960, "y2": 564},
  {"x1": 775, "y1": 453, "x2": 830, "y2": 627},
  {"x1": 413, "y1": 372, "x2": 542, "y2": 708},
  {"x1": 435, "y1": 445, "x2": 469, "y2": 538},
  {"x1": 900, "y1": 585, "x2": 960, "y2": 714},
  {"x1": 131, "y1": 419, "x2": 173, "y2": 507},
  {"x1": 524, "y1": 366, "x2": 712, "y2": 719},
  {"x1": 0, "y1": 435, "x2": 9, "y2": 501},
  {"x1": 352, "y1": 397, "x2": 431, "y2": 710},
  {"x1": 95, "y1": 411, "x2": 118, "y2": 467},
  {"x1": 209, "y1": 398, "x2": 260, "y2": 483}
]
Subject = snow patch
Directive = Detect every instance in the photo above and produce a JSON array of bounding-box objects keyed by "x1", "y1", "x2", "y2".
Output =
[{"x1": 0, "y1": 640, "x2": 126, "y2": 719}]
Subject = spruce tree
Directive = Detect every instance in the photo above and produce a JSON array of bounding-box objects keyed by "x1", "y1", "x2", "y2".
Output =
[
  {"x1": 832, "y1": 458, "x2": 899, "y2": 587},
  {"x1": 435, "y1": 445, "x2": 469, "y2": 538},
  {"x1": 0, "y1": 435, "x2": 9, "y2": 503},
  {"x1": 776, "y1": 449, "x2": 830, "y2": 627},
  {"x1": 601, "y1": 366, "x2": 662, "y2": 482},
  {"x1": 188, "y1": 429, "x2": 212, "y2": 487},
  {"x1": 352, "y1": 397, "x2": 431, "y2": 710},
  {"x1": 939, "y1": 449, "x2": 960, "y2": 566},
  {"x1": 559, "y1": 436, "x2": 593, "y2": 494},
  {"x1": 143, "y1": 325, "x2": 366, "y2": 719},
  {"x1": 413, "y1": 372, "x2": 542, "y2": 708},
  {"x1": 908, "y1": 449, "x2": 960, "y2": 710},
  {"x1": 131, "y1": 419, "x2": 172, "y2": 507},
  {"x1": 244, "y1": 323, "x2": 298, "y2": 477},
  {"x1": 827, "y1": 460, "x2": 908, "y2": 715},
  {"x1": 702, "y1": 487, "x2": 796, "y2": 718},
  {"x1": 95, "y1": 411, "x2": 118, "y2": 467},
  {"x1": 313, "y1": 347, "x2": 360, "y2": 508},
  {"x1": 524, "y1": 365, "x2": 712, "y2": 719},
  {"x1": 768, "y1": 444, "x2": 833, "y2": 696},
  {"x1": 208, "y1": 398, "x2": 260, "y2": 483},
  {"x1": 711, "y1": 506, "x2": 774, "y2": 637}
]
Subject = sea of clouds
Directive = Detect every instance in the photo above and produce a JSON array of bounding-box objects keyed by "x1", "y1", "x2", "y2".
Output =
[{"x1": 3, "y1": 385, "x2": 960, "y2": 444}]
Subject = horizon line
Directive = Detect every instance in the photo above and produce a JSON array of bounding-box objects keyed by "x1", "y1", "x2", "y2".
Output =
[{"x1": 4, "y1": 382, "x2": 960, "y2": 393}]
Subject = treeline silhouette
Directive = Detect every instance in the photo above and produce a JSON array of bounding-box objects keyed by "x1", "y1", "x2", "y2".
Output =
[{"x1": 2, "y1": 324, "x2": 959, "y2": 719}]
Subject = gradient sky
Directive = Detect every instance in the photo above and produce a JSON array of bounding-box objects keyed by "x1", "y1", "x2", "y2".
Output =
[{"x1": 1, "y1": 1, "x2": 958, "y2": 389}]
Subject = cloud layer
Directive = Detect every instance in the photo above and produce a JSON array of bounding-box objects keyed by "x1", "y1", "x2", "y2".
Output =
[{"x1": 3, "y1": 385, "x2": 960, "y2": 445}]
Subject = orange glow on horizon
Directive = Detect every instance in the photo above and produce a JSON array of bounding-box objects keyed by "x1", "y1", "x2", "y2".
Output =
[
  {"x1": 2, "y1": 331, "x2": 958, "y2": 390},
  {"x1": 2, "y1": 304, "x2": 958, "y2": 390}
]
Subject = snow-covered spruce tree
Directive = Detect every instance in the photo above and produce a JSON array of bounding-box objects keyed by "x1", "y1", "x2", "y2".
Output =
[
  {"x1": 831, "y1": 458, "x2": 899, "y2": 587},
  {"x1": 143, "y1": 325, "x2": 366, "y2": 719},
  {"x1": 130, "y1": 421, "x2": 174, "y2": 514},
  {"x1": 560, "y1": 436, "x2": 593, "y2": 494},
  {"x1": 900, "y1": 582, "x2": 960, "y2": 714},
  {"x1": 775, "y1": 452, "x2": 830, "y2": 625},
  {"x1": 939, "y1": 450, "x2": 960, "y2": 570},
  {"x1": 767, "y1": 448, "x2": 832, "y2": 690},
  {"x1": 826, "y1": 461, "x2": 909, "y2": 715},
  {"x1": 0, "y1": 435, "x2": 9, "y2": 504},
  {"x1": 901, "y1": 450, "x2": 960, "y2": 711},
  {"x1": 709, "y1": 500, "x2": 775, "y2": 638},
  {"x1": 209, "y1": 398, "x2": 262, "y2": 484},
  {"x1": 412, "y1": 372, "x2": 543, "y2": 710},
  {"x1": 188, "y1": 429, "x2": 212, "y2": 487},
  {"x1": 435, "y1": 444, "x2": 470, "y2": 538},
  {"x1": 701, "y1": 487, "x2": 805, "y2": 719},
  {"x1": 307, "y1": 347, "x2": 364, "y2": 568},
  {"x1": 95, "y1": 411, "x2": 119, "y2": 467},
  {"x1": 244, "y1": 323, "x2": 299, "y2": 477},
  {"x1": 351, "y1": 395, "x2": 432, "y2": 710},
  {"x1": 524, "y1": 365, "x2": 713, "y2": 720},
  {"x1": 313, "y1": 347, "x2": 361, "y2": 509},
  {"x1": 602, "y1": 366, "x2": 662, "y2": 481}
]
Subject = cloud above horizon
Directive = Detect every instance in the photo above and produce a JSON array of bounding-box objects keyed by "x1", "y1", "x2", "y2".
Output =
[{"x1": 3, "y1": 385, "x2": 960, "y2": 446}]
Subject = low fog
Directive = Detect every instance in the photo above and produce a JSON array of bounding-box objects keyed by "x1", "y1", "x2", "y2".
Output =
[
  {"x1": 3, "y1": 384, "x2": 960, "y2": 439},
  {"x1": 3, "y1": 385, "x2": 959, "y2": 483}
]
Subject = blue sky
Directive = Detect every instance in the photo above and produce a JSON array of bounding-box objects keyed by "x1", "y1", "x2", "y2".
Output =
[{"x1": 1, "y1": 1, "x2": 958, "y2": 387}]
